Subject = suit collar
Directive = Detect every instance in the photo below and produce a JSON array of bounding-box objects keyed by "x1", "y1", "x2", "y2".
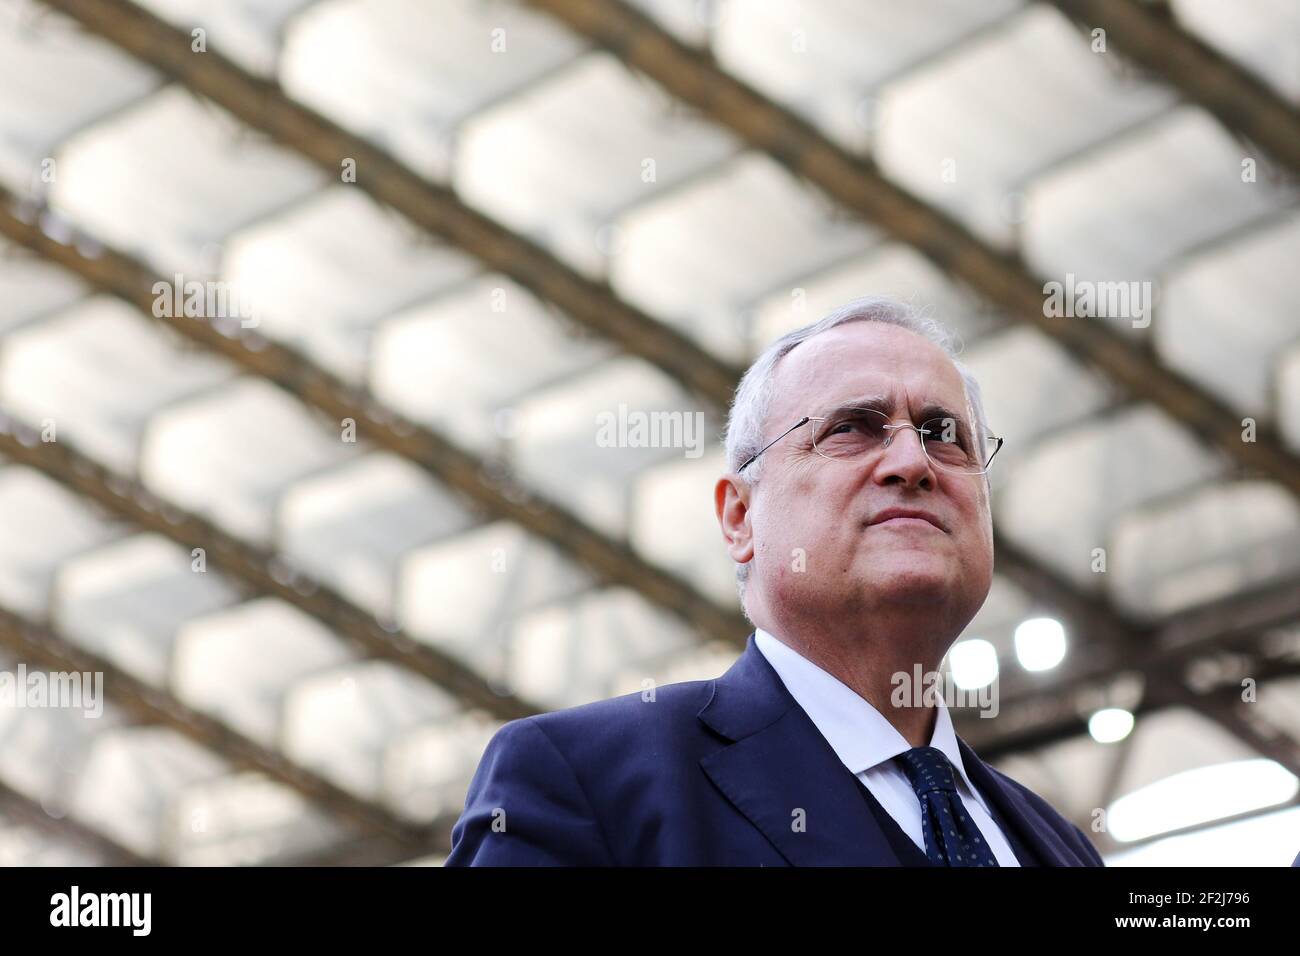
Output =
[
  {"x1": 698, "y1": 633, "x2": 900, "y2": 865},
  {"x1": 753, "y1": 627, "x2": 990, "y2": 814},
  {"x1": 955, "y1": 736, "x2": 1086, "y2": 866},
  {"x1": 697, "y1": 631, "x2": 799, "y2": 741},
  {"x1": 698, "y1": 632, "x2": 1088, "y2": 866}
]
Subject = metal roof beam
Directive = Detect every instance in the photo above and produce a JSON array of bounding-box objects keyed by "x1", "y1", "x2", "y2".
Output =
[
  {"x1": 0, "y1": 601, "x2": 445, "y2": 852},
  {"x1": 0, "y1": 774, "x2": 156, "y2": 865},
  {"x1": 520, "y1": 0, "x2": 1300, "y2": 500},
  {"x1": 0, "y1": 412, "x2": 540, "y2": 722},
  {"x1": 22, "y1": 0, "x2": 1297, "y2": 772},
  {"x1": 967, "y1": 629, "x2": 1300, "y2": 759},
  {"x1": 38, "y1": 0, "x2": 743, "y2": 410},
  {"x1": 0, "y1": 188, "x2": 751, "y2": 649},
  {"x1": 1048, "y1": 0, "x2": 1300, "y2": 177}
]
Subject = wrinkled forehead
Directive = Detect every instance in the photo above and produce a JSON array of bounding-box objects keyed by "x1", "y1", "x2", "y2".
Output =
[{"x1": 767, "y1": 322, "x2": 971, "y2": 433}]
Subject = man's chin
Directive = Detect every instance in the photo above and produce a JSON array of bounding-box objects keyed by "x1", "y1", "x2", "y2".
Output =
[{"x1": 859, "y1": 562, "x2": 953, "y2": 606}]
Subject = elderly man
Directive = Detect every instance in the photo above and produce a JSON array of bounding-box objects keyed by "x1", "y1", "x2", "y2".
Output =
[{"x1": 446, "y1": 296, "x2": 1103, "y2": 866}]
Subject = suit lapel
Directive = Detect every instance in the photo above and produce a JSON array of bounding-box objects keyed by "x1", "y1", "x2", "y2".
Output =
[
  {"x1": 698, "y1": 634, "x2": 1095, "y2": 866},
  {"x1": 956, "y1": 736, "x2": 1084, "y2": 866},
  {"x1": 698, "y1": 633, "x2": 900, "y2": 866}
]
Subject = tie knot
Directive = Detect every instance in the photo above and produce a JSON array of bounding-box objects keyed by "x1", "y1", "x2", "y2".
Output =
[{"x1": 895, "y1": 746, "x2": 958, "y2": 795}]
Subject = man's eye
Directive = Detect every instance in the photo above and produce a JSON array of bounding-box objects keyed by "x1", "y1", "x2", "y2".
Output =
[
  {"x1": 923, "y1": 418, "x2": 968, "y2": 450},
  {"x1": 831, "y1": 417, "x2": 872, "y2": 435}
]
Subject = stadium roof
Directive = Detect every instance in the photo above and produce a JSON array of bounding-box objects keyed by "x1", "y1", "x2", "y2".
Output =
[{"x1": 1, "y1": 0, "x2": 1298, "y2": 865}]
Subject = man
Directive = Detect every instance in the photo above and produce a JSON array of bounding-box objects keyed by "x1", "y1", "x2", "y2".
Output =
[{"x1": 445, "y1": 296, "x2": 1103, "y2": 866}]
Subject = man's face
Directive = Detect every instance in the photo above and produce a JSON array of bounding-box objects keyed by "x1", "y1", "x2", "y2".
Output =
[{"x1": 719, "y1": 322, "x2": 994, "y2": 632}]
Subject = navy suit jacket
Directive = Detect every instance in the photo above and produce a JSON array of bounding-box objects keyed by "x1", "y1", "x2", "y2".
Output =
[{"x1": 446, "y1": 632, "x2": 1105, "y2": 866}]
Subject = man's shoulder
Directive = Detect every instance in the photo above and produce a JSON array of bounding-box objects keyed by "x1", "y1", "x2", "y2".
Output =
[
  {"x1": 488, "y1": 674, "x2": 719, "y2": 766},
  {"x1": 449, "y1": 674, "x2": 725, "y2": 864},
  {"x1": 531, "y1": 674, "x2": 717, "y2": 738},
  {"x1": 982, "y1": 763, "x2": 1061, "y2": 817},
  {"x1": 979, "y1": 760, "x2": 1106, "y2": 865}
]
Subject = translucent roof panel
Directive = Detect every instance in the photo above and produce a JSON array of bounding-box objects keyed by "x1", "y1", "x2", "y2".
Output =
[
  {"x1": 612, "y1": 152, "x2": 882, "y2": 360},
  {"x1": 509, "y1": 356, "x2": 724, "y2": 537},
  {"x1": 454, "y1": 51, "x2": 739, "y2": 275},
  {"x1": 2, "y1": 0, "x2": 1298, "y2": 866},
  {"x1": 130, "y1": 0, "x2": 318, "y2": 77},
  {"x1": 0, "y1": 297, "x2": 233, "y2": 474},
  {"x1": 1109, "y1": 481, "x2": 1300, "y2": 620},
  {"x1": 51, "y1": 87, "x2": 325, "y2": 275},
  {"x1": 1281, "y1": 348, "x2": 1300, "y2": 452},
  {"x1": 631, "y1": 448, "x2": 737, "y2": 606},
  {"x1": 222, "y1": 187, "x2": 480, "y2": 383},
  {"x1": 1023, "y1": 107, "x2": 1299, "y2": 285},
  {"x1": 1171, "y1": 0, "x2": 1300, "y2": 102},
  {"x1": 0, "y1": 680, "x2": 129, "y2": 804},
  {"x1": 622, "y1": 0, "x2": 713, "y2": 45},
  {"x1": 173, "y1": 597, "x2": 355, "y2": 749},
  {"x1": 0, "y1": 466, "x2": 123, "y2": 619},
  {"x1": 69, "y1": 726, "x2": 228, "y2": 858},
  {"x1": 606, "y1": 642, "x2": 745, "y2": 696},
  {"x1": 1155, "y1": 210, "x2": 1300, "y2": 416},
  {"x1": 0, "y1": 826, "x2": 101, "y2": 866},
  {"x1": 165, "y1": 771, "x2": 346, "y2": 866},
  {"x1": 281, "y1": 660, "x2": 460, "y2": 808},
  {"x1": 997, "y1": 404, "x2": 1226, "y2": 588},
  {"x1": 752, "y1": 244, "x2": 1005, "y2": 352},
  {"x1": 397, "y1": 521, "x2": 595, "y2": 671},
  {"x1": 876, "y1": 5, "x2": 1177, "y2": 249},
  {"x1": 0, "y1": 241, "x2": 87, "y2": 336},
  {"x1": 508, "y1": 586, "x2": 702, "y2": 709},
  {"x1": 385, "y1": 713, "x2": 501, "y2": 823},
  {"x1": 278, "y1": 452, "x2": 478, "y2": 618},
  {"x1": 140, "y1": 377, "x2": 357, "y2": 543},
  {"x1": 714, "y1": 0, "x2": 1021, "y2": 150},
  {"x1": 0, "y1": 3, "x2": 157, "y2": 192},
  {"x1": 54, "y1": 534, "x2": 244, "y2": 687},
  {"x1": 963, "y1": 325, "x2": 1114, "y2": 472},
  {"x1": 280, "y1": 0, "x2": 584, "y2": 176},
  {"x1": 371, "y1": 275, "x2": 614, "y2": 458}
]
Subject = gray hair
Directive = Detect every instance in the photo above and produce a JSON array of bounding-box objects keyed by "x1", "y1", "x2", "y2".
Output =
[{"x1": 723, "y1": 295, "x2": 992, "y2": 603}]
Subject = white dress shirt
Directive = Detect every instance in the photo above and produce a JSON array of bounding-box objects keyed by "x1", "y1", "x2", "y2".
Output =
[{"x1": 755, "y1": 628, "x2": 1020, "y2": 866}]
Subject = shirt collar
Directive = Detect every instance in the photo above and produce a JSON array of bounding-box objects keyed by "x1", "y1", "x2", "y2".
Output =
[{"x1": 754, "y1": 627, "x2": 986, "y2": 808}]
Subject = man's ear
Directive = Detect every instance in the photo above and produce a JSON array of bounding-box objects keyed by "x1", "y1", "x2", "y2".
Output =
[{"x1": 714, "y1": 474, "x2": 755, "y2": 566}]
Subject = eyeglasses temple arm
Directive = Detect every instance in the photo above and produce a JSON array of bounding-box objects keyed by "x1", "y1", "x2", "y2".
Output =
[
  {"x1": 737, "y1": 416, "x2": 811, "y2": 473},
  {"x1": 985, "y1": 435, "x2": 1005, "y2": 468}
]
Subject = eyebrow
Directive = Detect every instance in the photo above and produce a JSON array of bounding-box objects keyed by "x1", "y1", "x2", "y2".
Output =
[{"x1": 820, "y1": 395, "x2": 968, "y2": 426}]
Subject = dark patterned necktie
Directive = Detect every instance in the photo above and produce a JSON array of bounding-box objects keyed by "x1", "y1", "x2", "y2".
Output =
[{"x1": 894, "y1": 746, "x2": 999, "y2": 866}]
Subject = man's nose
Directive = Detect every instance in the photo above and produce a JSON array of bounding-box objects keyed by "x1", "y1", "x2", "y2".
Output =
[{"x1": 875, "y1": 425, "x2": 935, "y2": 487}]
